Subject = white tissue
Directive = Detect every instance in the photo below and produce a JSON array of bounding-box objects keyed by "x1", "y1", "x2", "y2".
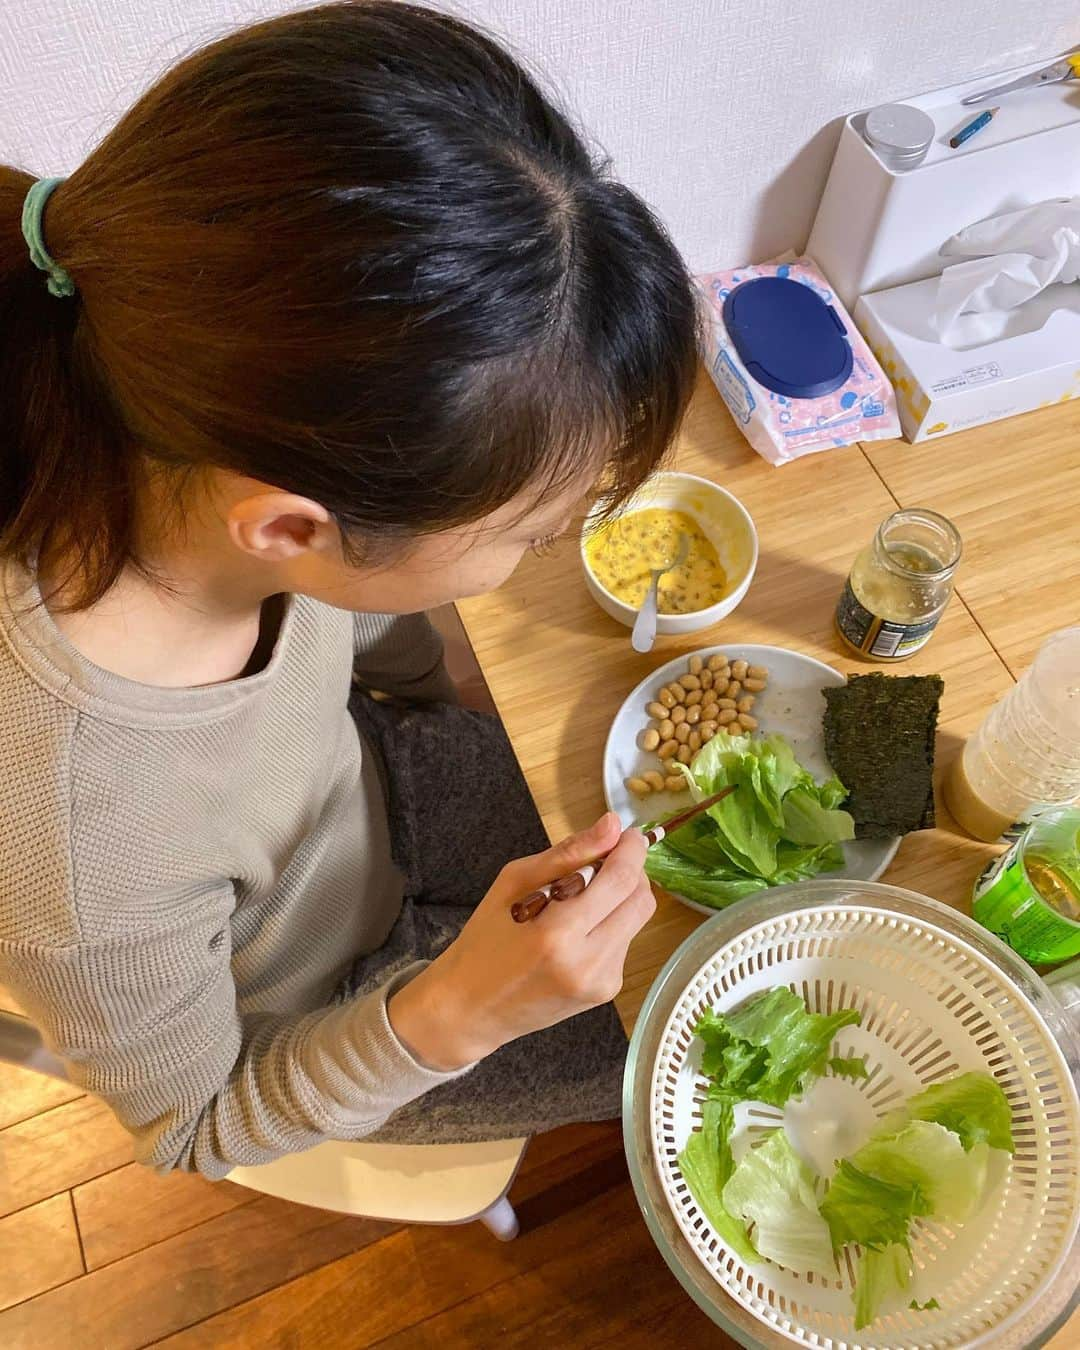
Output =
[{"x1": 934, "y1": 197, "x2": 1080, "y2": 346}]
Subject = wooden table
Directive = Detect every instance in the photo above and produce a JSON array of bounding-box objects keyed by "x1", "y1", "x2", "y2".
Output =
[
  {"x1": 459, "y1": 375, "x2": 1080, "y2": 1344},
  {"x1": 460, "y1": 372, "x2": 1080, "y2": 1023}
]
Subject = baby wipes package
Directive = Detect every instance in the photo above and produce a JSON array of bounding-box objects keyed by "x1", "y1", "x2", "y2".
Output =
[{"x1": 696, "y1": 257, "x2": 900, "y2": 466}]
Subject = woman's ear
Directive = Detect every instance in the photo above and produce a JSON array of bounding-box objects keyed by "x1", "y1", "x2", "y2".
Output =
[{"x1": 227, "y1": 492, "x2": 335, "y2": 562}]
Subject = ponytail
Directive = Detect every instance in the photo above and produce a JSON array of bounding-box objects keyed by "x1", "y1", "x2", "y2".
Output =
[{"x1": 0, "y1": 167, "x2": 136, "y2": 607}]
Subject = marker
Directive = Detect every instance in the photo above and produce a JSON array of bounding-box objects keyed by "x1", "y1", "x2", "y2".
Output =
[{"x1": 950, "y1": 106, "x2": 999, "y2": 149}]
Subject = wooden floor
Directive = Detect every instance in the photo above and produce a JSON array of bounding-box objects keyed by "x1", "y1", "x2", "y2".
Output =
[{"x1": 0, "y1": 982, "x2": 732, "y2": 1348}]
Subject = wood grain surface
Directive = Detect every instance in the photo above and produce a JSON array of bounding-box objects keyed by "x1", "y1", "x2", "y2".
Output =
[{"x1": 458, "y1": 371, "x2": 1027, "y2": 1025}]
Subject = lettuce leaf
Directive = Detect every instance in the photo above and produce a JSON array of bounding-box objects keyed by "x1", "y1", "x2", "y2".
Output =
[
  {"x1": 825, "y1": 1072, "x2": 1013, "y2": 1327},
  {"x1": 676, "y1": 1096, "x2": 759, "y2": 1265},
  {"x1": 819, "y1": 1160, "x2": 929, "y2": 1251},
  {"x1": 721, "y1": 1130, "x2": 835, "y2": 1277},
  {"x1": 694, "y1": 987, "x2": 861, "y2": 1109},
  {"x1": 829, "y1": 1055, "x2": 869, "y2": 1081},
  {"x1": 681, "y1": 994, "x2": 1013, "y2": 1333},
  {"x1": 641, "y1": 840, "x2": 769, "y2": 908},
  {"x1": 854, "y1": 1244, "x2": 912, "y2": 1330},
  {"x1": 782, "y1": 786, "x2": 857, "y2": 845},
  {"x1": 883, "y1": 1072, "x2": 1014, "y2": 1154},
  {"x1": 850, "y1": 1121, "x2": 990, "y2": 1224},
  {"x1": 646, "y1": 734, "x2": 853, "y2": 908}
]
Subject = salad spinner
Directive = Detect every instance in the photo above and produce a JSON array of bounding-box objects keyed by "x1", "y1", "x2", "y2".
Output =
[{"x1": 623, "y1": 879, "x2": 1080, "y2": 1349}]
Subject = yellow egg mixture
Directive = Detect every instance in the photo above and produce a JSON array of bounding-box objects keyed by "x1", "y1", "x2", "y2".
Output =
[{"x1": 585, "y1": 508, "x2": 727, "y2": 613}]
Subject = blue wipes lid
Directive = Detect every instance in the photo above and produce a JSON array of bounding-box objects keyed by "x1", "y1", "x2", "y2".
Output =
[{"x1": 721, "y1": 276, "x2": 853, "y2": 400}]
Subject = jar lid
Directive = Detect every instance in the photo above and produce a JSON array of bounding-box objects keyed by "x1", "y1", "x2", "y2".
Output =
[
  {"x1": 721, "y1": 276, "x2": 853, "y2": 400},
  {"x1": 865, "y1": 103, "x2": 935, "y2": 164}
]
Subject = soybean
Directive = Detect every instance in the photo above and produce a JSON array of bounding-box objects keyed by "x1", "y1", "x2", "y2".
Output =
[{"x1": 633, "y1": 654, "x2": 770, "y2": 792}]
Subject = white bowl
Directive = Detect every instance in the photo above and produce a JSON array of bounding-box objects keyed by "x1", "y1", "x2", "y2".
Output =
[{"x1": 580, "y1": 471, "x2": 758, "y2": 636}]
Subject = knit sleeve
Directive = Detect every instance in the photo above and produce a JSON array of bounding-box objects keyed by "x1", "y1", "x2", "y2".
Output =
[
  {"x1": 0, "y1": 912, "x2": 470, "y2": 1179},
  {"x1": 352, "y1": 611, "x2": 457, "y2": 703}
]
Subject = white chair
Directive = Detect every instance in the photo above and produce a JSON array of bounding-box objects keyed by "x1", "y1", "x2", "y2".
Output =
[
  {"x1": 0, "y1": 1007, "x2": 525, "y2": 1239},
  {"x1": 229, "y1": 1135, "x2": 525, "y2": 1238}
]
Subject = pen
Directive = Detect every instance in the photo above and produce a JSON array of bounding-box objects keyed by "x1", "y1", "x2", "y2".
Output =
[{"x1": 950, "y1": 107, "x2": 998, "y2": 149}]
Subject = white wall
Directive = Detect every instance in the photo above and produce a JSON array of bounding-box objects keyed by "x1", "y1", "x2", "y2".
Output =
[{"x1": 2, "y1": 1, "x2": 1078, "y2": 271}]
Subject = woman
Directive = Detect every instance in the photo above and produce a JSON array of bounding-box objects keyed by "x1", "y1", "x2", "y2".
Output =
[{"x1": 0, "y1": 2, "x2": 697, "y2": 1175}]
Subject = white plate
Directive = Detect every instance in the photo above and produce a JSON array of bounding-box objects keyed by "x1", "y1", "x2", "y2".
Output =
[{"x1": 602, "y1": 644, "x2": 899, "y2": 913}]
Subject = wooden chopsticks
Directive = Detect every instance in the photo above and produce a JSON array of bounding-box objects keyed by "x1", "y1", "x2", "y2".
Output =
[{"x1": 510, "y1": 786, "x2": 736, "y2": 923}]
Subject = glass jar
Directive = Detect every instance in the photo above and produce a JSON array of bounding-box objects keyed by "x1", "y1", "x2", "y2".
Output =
[{"x1": 835, "y1": 508, "x2": 961, "y2": 661}]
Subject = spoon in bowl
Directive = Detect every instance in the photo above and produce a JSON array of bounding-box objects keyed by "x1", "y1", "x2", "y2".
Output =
[{"x1": 631, "y1": 532, "x2": 689, "y2": 654}]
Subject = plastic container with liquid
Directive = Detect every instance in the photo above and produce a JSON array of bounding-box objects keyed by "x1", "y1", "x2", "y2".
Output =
[
  {"x1": 1045, "y1": 955, "x2": 1080, "y2": 1028},
  {"x1": 946, "y1": 627, "x2": 1080, "y2": 841},
  {"x1": 972, "y1": 806, "x2": 1080, "y2": 963}
]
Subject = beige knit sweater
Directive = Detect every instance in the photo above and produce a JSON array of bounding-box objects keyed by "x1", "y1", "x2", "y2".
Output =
[{"x1": 0, "y1": 562, "x2": 466, "y2": 1178}]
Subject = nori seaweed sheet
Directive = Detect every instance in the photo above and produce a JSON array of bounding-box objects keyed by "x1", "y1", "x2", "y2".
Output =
[{"x1": 822, "y1": 673, "x2": 944, "y2": 839}]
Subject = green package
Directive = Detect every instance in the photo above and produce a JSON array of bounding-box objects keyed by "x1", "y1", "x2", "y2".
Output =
[{"x1": 973, "y1": 808, "x2": 1080, "y2": 963}]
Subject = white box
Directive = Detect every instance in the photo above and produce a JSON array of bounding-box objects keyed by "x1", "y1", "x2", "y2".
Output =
[
  {"x1": 855, "y1": 278, "x2": 1080, "y2": 442},
  {"x1": 808, "y1": 54, "x2": 1080, "y2": 308}
]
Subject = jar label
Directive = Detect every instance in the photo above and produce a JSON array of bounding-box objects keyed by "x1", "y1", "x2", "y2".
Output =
[
  {"x1": 973, "y1": 842, "x2": 1080, "y2": 963},
  {"x1": 835, "y1": 579, "x2": 941, "y2": 659}
]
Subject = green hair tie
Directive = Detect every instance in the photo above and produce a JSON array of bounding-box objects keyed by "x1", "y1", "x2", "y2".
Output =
[{"x1": 21, "y1": 177, "x2": 75, "y2": 298}]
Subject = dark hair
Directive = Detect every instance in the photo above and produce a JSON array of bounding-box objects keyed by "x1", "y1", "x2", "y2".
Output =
[{"x1": 0, "y1": 1, "x2": 698, "y2": 608}]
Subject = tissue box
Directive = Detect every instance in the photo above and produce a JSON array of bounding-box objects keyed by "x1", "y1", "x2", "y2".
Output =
[
  {"x1": 697, "y1": 258, "x2": 900, "y2": 466},
  {"x1": 856, "y1": 278, "x2": 1080, "y2": 442}
]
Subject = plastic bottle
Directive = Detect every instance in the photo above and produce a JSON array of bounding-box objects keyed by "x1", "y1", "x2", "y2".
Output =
[
  {"x1": 1045, "y1": 956, "x2": 1080, "y2": 1030},
  {"x1": 946, "y1": 627, "x2": 1080, "y2": 842}
]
